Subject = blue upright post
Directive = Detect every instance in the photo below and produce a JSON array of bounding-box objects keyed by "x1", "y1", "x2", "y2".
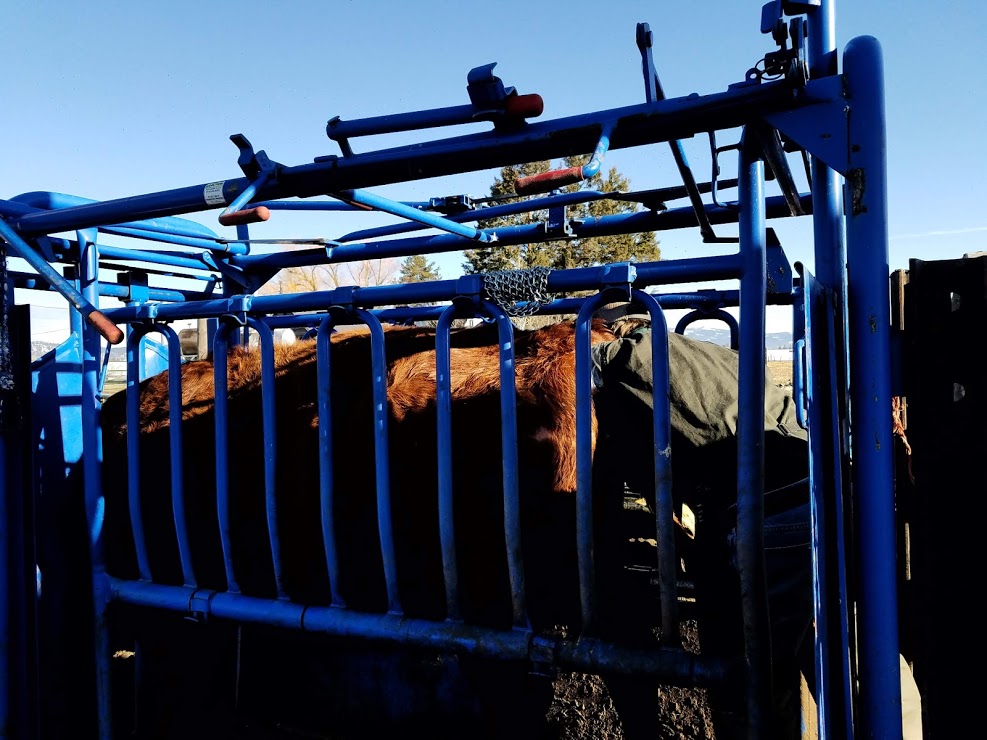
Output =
[
  {"x1": 806, "y1": 4, "x2": 857, "y2": 737},
  {"x1": 736, "y1": 131, "x2": 771, "y2": 738},
  {"x1": 79, "y1": 230, "x2": 113, "y2": 739},
  {"x1": 0, "y1": 240, "x2": 13, "y2": 740},
  {"x1": 844, "y1": 36, "x2": 903, "y2": 740}
]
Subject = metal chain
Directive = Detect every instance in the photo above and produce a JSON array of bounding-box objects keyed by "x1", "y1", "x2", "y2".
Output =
[{"x1": 480, "y1": 266, "x2": 553, "y2": 317}]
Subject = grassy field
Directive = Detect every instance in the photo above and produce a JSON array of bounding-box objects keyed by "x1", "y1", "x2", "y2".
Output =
[{"x1": 768, "y1": 361, "x2": 793, "y2": 388}]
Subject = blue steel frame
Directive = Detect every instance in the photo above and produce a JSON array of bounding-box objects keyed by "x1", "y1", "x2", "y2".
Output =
[{"x1": 0, "y1": 2, "x2": 904, "y2": 738}]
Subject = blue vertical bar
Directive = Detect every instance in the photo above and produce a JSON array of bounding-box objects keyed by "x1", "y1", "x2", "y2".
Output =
[
  {"x1": 316, "y1": 316, "x2": 345, "y2": 607},
  {"x1": 574, "y1": 293, "x2": 609, "y2": 635},
  {"x1": 802, "y1": 270, "x2": 855, "y2": 740},
  {"x1": 435, "y1": 305, "x2": 461, "y2": 622},
  {"x1": 212, "y1": 325, "x2": 240, "y2": 593},
  {"x1": 482, "y1": 301, "x2": 526, "y2": 630},
  {"x1": 354, "y1": 310, "x2": 401, "y2": 615},
  {"x1": 125, "y1": 329, "x2": 152, "y2": 582},
  {"x1": 125, "y1": 324, "x2": 196, "y2": 587},
  {"x1": 158, "y1": 325, "x2": 195, "y2": 588},
  {"x1": 736, "y1": 133, "x2": 771, "y2": 738},
  {"x1": 245, "y1": 319, "x2": 286, "y2": 600},
  {"x1": 0, "y1": 443, "x2": 7, "y2": 738},
  {"x1": 78, "y1": 230, "x2": 113, "y2": 739},
  {"x1": 0, "y1": 253, "x2": 10, "y2": 740},
  {"x1": 844, "y1": 35, "x2": 902, "y2": 740},
  {"x1": 630, "y1": 288, "x2": 678, "y2": 642},
  {"x1": 805, "y1": 23, "x2": 855, "y2": 724}
]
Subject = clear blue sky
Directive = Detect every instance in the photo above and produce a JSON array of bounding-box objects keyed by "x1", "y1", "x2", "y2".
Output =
[{"x1": 3, "y1": 1, "x2": 985, "y2": 338}]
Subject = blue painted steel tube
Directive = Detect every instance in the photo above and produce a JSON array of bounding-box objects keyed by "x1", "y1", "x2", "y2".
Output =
[
  {"x1": 354, "y1": 310, "x2": 401, "y2": 615},
  {"x1": 844, "y1": 35, "x2": 902, "y2": 740},
  {"x1": 630, "y1": 289, "x2": 677, "y2": 642},
  {"x1": 3, "y1": 191, "x2": 220, "y2": 239},
  {"x1": 76, "y1": 230, "x2": 113, "y2": 740},
  {"x1": 232, "y1": 196, "x2": 807, "y2": 271},
  {"x1": 735, "y1": 133, "x2": 771, "y2": 737},
  {"x1": 315, "y1": 316, "x2": 344, "y2": 607},
  {"x1": 101, "y1": 255, "x2": 748, "y2": 329},
  {"x1": 574, "y1": 293, "x2": 609, "y2": 635},
  {"x1": 212, "y1": 324, "x2": 240, "y2": 593},
  {"x1": 0, "y1": 197, "x2": 236, "y2": 252},
  {"x1": 42, "y1": 236, "x2": 218, "y2": 274},
  {"x1": 125, "y1": 330, "x2": 153, "y2": 582},
  {"x1": 132, "y1": 324, "x2": 196, "y2": 587},
  {"x1": 0, "y1": 437, "x2": 9, "y2": 737},
  {"x1": 10, "y1": 82, "x2": 806, "y2": 237},
  {"x1": 99, "y1": 225, "x2": 247, "y2": 253},
  {"x1": 0, "y1": 217, "x2": 122, "y2": 344},
  {"x1": 802, "y1": 270, "x2": 854, "y2": 740},
  {"x1": 331, "y1": 189, "x2": 491, "y2": 242},
  {"x1": 9, "y1": 271, "x2": 210, "y2": 305},
  {"x1": 483, "y1": 301, "x2": 526, "y2": 630},
  {"x1": 257, "y1": 285, "x2": 790, "y2": 333},
  {"x1": 107, "y1": 577, "x2": 731, "y2": 683},
  {"x1": 434, "y1": 304, "x2": 461, "y2": 621},
  {"x1": 335, "y1": 189, "x2": 620, "y2": 243},
  {"x1": 244, "y1": 319, "x2": 287, "y2": 599}
]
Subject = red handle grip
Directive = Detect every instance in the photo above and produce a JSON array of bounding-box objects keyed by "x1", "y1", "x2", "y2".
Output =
[
  {"x1": 218, "y1": 206, "x2": 271, "y2": 227},
  {"x1": 86, "y1": 310, "x2": 125, "y2": 345},
  {"x1": 514, "y1": 166, "x2": 584, "y2": 196},
  {"x1": 504, "y1": 93, "x2": 544, "y2": 120}
]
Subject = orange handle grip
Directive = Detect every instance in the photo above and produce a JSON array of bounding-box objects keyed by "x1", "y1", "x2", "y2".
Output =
[
  {"x1": 86, "y1": 310, "x2": 125, "y2": 345},
  {"x1": 514, "y1": 166, "x2": 584, "y2": 196},
  {"x1": 218, "y1": 206, "x2": 271, "y2": 227}
]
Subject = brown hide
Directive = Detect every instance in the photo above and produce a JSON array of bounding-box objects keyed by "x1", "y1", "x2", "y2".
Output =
[{"x1": 100, "y1": 319, "x2": 615, "y2": 629}]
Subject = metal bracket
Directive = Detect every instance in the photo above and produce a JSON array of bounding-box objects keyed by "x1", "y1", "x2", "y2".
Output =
[
  {"x1": 219, "y1": 134, "x2": 283, "y2": 227},
  {"x1": 219, "y1": 295, "x2": 252, "y2": 327},
  {"x1": 598, "y1": 262, "x2": 638, "y2": 303},
  {"x1": 132, "y1": 303, "x2": 160, "y2": 322},
  {"x1": 546, "y1": 204, "x2": 572, "y2": 238},
  {"x1": 427, "y1": 195, "x2": 474, "y2": 215}
]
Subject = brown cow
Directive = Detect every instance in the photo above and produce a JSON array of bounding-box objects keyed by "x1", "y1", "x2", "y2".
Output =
[
  {"x1": 99, "y1": 319, "x2": 657, "y2": 739},
  {"x1": 100, "y1": 319, "x2": 616, "y2": 626}
]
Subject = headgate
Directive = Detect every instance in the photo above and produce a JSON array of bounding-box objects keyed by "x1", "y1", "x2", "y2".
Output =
[{"x1": 1, "y1": 1, "x2": 907, "y2": 738}]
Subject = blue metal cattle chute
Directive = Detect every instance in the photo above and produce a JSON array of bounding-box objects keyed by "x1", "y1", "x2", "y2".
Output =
[{"x1": 0, "y1": 1, "x2": 907, "y2": 737}]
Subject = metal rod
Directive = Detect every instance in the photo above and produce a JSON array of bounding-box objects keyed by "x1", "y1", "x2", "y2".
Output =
[
  {"x1": 354, "y1": 309, "x2": 401, "y2": 615},
  {"x1": 315, "y1": 316, "x2": 344, "y2": 608},
  {"x1": 213, "y1": 324, "x2": 240, "y2": 593},
  {"x1": 435, "y1": 304, "x2": 461, "y2": 622},
  {"x1": 331, "y1": 188, "x2": 491, "y2": 242},
  {"x1": 630, "y1": 289, "x2": 678, "y2": 644},
  {"x1": 736, "y1": 129, "x2": 771, "y2": 738},
  {"x1": 245, "y1": 318, "x2": 286, "y2": 599}
]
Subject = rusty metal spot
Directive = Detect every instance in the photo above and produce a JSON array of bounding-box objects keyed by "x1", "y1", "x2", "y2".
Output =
[{"x1": 848, "y1": 168, "x2": 867, "y2": 215}]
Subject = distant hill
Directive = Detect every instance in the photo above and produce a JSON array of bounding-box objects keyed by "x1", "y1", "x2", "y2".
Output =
[{"x1": 676, "y1": 327, "x2": 793, "y2": 349}]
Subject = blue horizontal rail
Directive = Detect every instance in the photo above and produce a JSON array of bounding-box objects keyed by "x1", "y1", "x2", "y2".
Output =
[
  {"x1": 230, "y1": 194, "x2": 810, "y2": 271},
  {"x1": 7, "y1": 77, "x2": 810, "y2": 237},
  {"x1": 101, "y1": 254, "x2": 746, "y2": 326},
  {"x1": 106, "y1": 576, "x2": 731, "y2": 683}
]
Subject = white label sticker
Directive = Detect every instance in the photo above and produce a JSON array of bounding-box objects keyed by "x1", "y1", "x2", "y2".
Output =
[{"x1": 203, "y1": 181, "x2": 227, "y2": 206}]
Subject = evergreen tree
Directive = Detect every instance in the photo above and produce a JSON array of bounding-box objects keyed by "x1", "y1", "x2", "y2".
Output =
[{"x1": 398, "y1": 254, "x2": 442, "y2": 283}]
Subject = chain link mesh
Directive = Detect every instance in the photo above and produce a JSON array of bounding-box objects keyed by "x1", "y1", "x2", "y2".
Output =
[{"x1": 480, "y1": 266, "x2": 554, "y2": 317}]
